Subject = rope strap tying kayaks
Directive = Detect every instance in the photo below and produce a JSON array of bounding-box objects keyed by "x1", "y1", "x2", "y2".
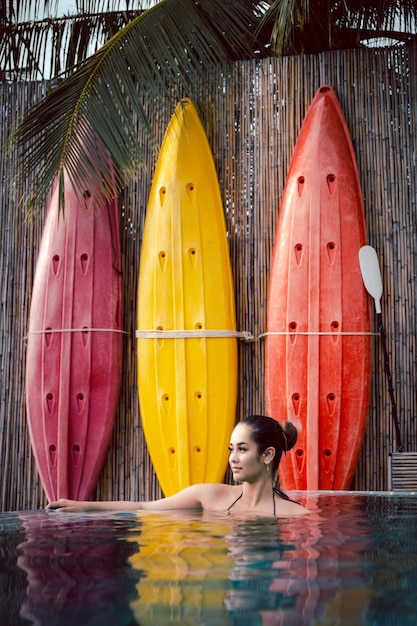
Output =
[
  {"x1": 135, "y1": 329, "x2": 378, "y2": 341},
  {"x1": 135, "y1": 329, "x2": 254, "y2": 340},
  {"x1": 25, "y1": 328, "x2": 128, "y2": 339}
]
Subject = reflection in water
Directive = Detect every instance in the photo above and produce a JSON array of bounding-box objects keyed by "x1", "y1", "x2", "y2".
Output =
[
  {"x1": 128, "y1": 513, "x2": 235, "y2": 624},
  {"x1": 16, "y1": 511, "x2": 140, "y2": 625},
  {"x1": 128, "y1": 494, "x2": 374, "y2": 626},
  {"x1": 2, "y1": 493, "x2": 417, "y2": 625},
  {"x1": 0, "y1": 514, "x2": 28, "y2": 626}
]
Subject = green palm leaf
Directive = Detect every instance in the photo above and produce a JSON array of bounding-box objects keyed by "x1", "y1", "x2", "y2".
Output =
[{"x1": 9, "y1": 0, "x2": 265, "y2": 212}]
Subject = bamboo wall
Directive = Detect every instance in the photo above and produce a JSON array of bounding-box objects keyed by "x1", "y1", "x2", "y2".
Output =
[{"x1": 1, "y1": 43, "x2": 416, "y2": 510}]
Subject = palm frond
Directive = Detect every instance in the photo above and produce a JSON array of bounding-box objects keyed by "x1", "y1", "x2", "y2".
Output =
[
  {"x1": 9, "y1": 0, "x2": 265, "y2": 213},
  {"x1": 1, "y1": 6, "x2": 143, "y2": 81},
  {"x1": 259, "y1": 0, "x2": 417, "y2": 55}
]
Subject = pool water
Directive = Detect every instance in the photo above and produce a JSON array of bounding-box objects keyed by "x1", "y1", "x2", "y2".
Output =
[{"x1": 1, "y1": 492, "x2": 417, "y2": 625}]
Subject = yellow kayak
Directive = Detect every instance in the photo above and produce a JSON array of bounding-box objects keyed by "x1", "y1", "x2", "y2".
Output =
[{"x1": 137, "y1": 98, "x2": 237, "y2": 496}]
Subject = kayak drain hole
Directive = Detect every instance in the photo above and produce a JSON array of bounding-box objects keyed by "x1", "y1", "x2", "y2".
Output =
[
  {"x1": 323, "y1": 449, "x2": 331, "y2": 457},
  {"x1": 195, "y1": 323, "x2": 203, "y2": 330},
  {"x1": 46, "y1": 392, "x2": 54, "y2": 414},
  {"x1": 297, "y1": 177, "x2": 305, "y2": 197},
  {"x1": 52, "y1": 255, "x2": 60, "y2": 275},
  {"x1": 289, "y1": 322, "x2": 297, "y2": 331},
  {"x1": 331, "y1": 321, "x2": 339, "y2": 330},
  {"x1": 169, "y1": 448, "x2": 175, "y2": 455},
  {"x1": 49, "y1": 444, "x2": 57, "y2": 466},
  {"x1": 194, "y1": 446, "x2": 201, "y2": 453},
  {"x1": 187, "y1": 183, "x2": 194, "y2": 191},
  {"x1": 296, "y1": 449, "x2": 304, "y2": 457}
]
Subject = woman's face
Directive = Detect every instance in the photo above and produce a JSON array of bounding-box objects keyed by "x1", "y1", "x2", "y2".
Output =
[{"x1": 228, "y1": 423, "x2": 265, "y2": 483}]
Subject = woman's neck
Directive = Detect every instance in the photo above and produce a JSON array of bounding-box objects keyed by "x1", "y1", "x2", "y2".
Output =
[{"x1": 240, "y1": 477, "x2": 274, "y2": 508}]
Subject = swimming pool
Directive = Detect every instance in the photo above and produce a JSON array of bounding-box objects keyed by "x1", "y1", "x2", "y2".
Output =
[{"x1": 1, "y1": 492, "x2": 416, "y2": 625}]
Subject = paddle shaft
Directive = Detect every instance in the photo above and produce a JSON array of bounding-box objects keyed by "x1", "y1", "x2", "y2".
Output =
[{"x1": 376, "y1": 312, "x2": 403, "y2": 452}]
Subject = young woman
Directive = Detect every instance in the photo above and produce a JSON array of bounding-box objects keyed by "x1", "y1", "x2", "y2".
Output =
[{"x1": 47, "y1": 415, "x2": 309, "y2": 517}]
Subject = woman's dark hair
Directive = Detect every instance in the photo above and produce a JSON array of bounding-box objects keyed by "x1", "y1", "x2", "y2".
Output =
[{"x1": 240, "y1": 415, "x2": 297, "y2": 474}]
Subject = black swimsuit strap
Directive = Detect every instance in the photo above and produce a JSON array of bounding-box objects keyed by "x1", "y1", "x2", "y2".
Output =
[
  {"x1": 227, "y1": 491, "x2": 243, "y2": 512},
  {"x1": 273, "y1": 487, "x2": 300, "y2": 505},
  {"x1": 227, "y1": 488, "x2": 300, "y2": 516}
]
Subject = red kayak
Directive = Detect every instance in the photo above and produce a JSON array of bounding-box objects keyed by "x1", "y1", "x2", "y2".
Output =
[
  {"x1": 26, "y1": 158, "x2": 122, "y2": 501},
  {"x1": 266, "y1": 86, "x2": 371, "y2": 490}
]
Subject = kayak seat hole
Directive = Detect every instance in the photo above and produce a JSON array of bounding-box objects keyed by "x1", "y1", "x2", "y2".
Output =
[
  {"x1": 82, "y1": 327, "x2": 89, "y2": 347},
  {"x1": 327, "y1": 393, "x2": 337, "y2": 416},
  {"x1": 294, "y1": 243, "x2": 303, "y2": 265},
  {"x1": 161, "y1": 393, "x2": 171, "y2": 416},
  {"x1": 46, "y1": 393, "x2": 55, "y2": 414},
  {"x1": 188, "y1": 247, "x2": 198, "y2": 268},
  {"x1": 289, "y1": 322, "x2": 298, "y2": 343},
  {"x1": 331, "y1": 320, "x2": 340, "y2": 342},
  {"x1": 159, "y1": 186, "x2": 167, "y2": 206},
  {"x1": 72, "y1": 444, "x2": 81, "y2": 466},
  {"x1": 76, "y1": 393, "x2": 86, "y2": 414},
  {"x1": 49, "y1": 444, "x2": 57, "y2": 466},
  {"x1": 322, "y1": 448, "x2": 333, "y2": 472},
  {"x1": 80, "y1": 253, "x2": 89, "y2": 275},
  {"x1": 295, "y1": 448, "x2": 304, "y2": 471},
  {"x1": 45, "y1": 327, "x2": 53, "y2": 348},
  {"x1": 327, "y1": 241, "x2": 337, "y2": 265},
  {"x1": 52, "y1": 254, "x2": 60, "y2": 275},
  {"x1": 158, "y1": 251, "x2": 167, "y2": 272},
  {"x1": 292, "y1": 393, "x2": 301, "y2": 416},
  {"x1": 326, "y1": 174, "x2": 336, "y2": 196}
]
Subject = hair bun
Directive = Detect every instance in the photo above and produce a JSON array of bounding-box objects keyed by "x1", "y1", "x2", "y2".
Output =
[{"x1": 281, "y1": 421, "x2": 298, "y2": 451}]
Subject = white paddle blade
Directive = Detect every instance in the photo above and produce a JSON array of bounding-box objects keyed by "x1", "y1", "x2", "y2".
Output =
[{"x1": 359, "y1": 245, "x2": 383, "y2": 314}]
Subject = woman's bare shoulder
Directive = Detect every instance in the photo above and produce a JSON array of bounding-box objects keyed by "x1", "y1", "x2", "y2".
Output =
[
  {"x1": 195, "y1": 483, "x2": 240, "y2": 510},
  {"x1": 277, "y1": 499, "x2": 310, "y2": 516}
]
